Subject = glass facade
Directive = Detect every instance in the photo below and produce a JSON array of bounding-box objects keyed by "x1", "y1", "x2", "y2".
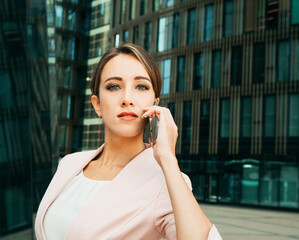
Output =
[
  {"x1": 0, "y1": 0, "x2": 56, "y2": 238},
  {"x1": 38, "y1": 0, "x2": 299, "y2": 218}
]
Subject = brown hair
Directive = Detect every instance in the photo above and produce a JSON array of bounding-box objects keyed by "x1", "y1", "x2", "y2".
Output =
[{"x1": 90, "y1": 43, "x2": 162, "y2": 98}]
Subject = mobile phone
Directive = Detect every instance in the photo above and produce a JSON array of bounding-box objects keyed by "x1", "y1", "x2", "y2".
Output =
[{"x1": 149, "y1": 114, "x2": 158, "y2": 144}]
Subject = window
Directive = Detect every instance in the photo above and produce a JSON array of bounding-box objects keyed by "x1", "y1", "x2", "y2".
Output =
[
  {"x1": 288, "y1": 94, "x2": 299, "y2": 137},
  {"x1": 204, "y1": 4, "x2": 214, "y2": 41},
  {"x1": 266, "y1": 0, "x2": 278, "y2": 28},
  {"x1": 119, "y1": 0, "x2": 126, "y2": 24},
  {"x1": 157, "y1": 14, "x2": 179, "y2": 52},
  {"x1": 200, "y1": 100, "x2": 210, "y2": 151},
  {"x1": 277, "y1": 40, "x2": 290, "y2": 82},
  {"x1": 211, "y1": 50, "x2": 222, "y2": 88},
  {"x1": 252, "y1": 43, "x2": 265, "y2": 84},
  {"x1": 114, "y1": 33, "x2": 120, "y2": 47},
  {"x1": 172, "y1": 13, "x2": 179, "y2": 48},
  {"x1": 152, "y1": 0, "x2": 159, "y2": 11},
  {"x1": 133, "y1": 26, "x2": 139, "y2": 44},
  {"x1": 167, "y1": 102, "x2": 175, "y2": 119},
  {"x1": 161, "y1": 58, "x2": 171, "y2": 94},
  {"x1": 193, "y1": 52, "x2": 203, "y2": 89},
  {"x1": 231, "y1": 46, "x2": 242, "y2": 86},
  {"x1": 263, "y1": 95, "x2": 275, "y2": 137},
  {"x1": 66, "y1": 8, "x2": 76, "y2": 31},
  {"x1": 187, "y1": 8, "x2": 196, "y2": 45},
  {"x1": 165, "y1": 0, "x2": 173, "y2": 7},
  {"x1": 220, "y1": 98, "x2": 230, "y2": 138},
  {"x1": 240, "y1": 97, "x2": 252, "y2": 137},
  {"x1": 223, "y1": 0, "x2": 233, "y2": 37},
  {"x1": 245, "y1": 0, "x2": 255, "y2": 31},
  {"x1": 158, "y1": 17, "x2": 170, "y2": 52},
  {"x1": 176, "y1": 56, "x2": 185, "y2": 92},
  {"x1": 123, "y1": 30, "x2": 129, "y2": 42},
  {"x1": 291, "y1": 0, "x2": 299, "y2": 24},
  {"x1": 144, "y1": 22, "x2": 152, "y2": 52},
  {"x1": 129, "y1": 0, "x2": 136, "y2": 20},
  {"x1": 182, "y1": 101, "x2": 192, "y2": 154},
  {"x1": 91, "y1": 3, "x2": 110, "y2": 28},
  {"x1": 55, "y1": 5, "x2": 63, "y2": 28},
  {"x1": 140, "y1": 0, "x2": 146, "y2": 16}
]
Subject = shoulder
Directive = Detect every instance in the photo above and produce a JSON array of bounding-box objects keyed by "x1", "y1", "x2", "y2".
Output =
[{"x1": 57, "y1": 149, "x2": 99, "y2": 169}]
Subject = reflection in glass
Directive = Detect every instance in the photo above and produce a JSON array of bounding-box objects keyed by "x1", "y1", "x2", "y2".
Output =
[{"x1": 241, "y1": 163, "x2": 259, "y2": 204}]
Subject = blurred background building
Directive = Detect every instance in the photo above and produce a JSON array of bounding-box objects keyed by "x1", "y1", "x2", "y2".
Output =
[{"x1": 0, "y1": 0, "x2": 298, "y2": 239}]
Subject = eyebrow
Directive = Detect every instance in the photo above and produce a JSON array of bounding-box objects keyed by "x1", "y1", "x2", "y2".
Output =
[{"x1": 104, "y1": 76, "x2": 151, "y2": 83}]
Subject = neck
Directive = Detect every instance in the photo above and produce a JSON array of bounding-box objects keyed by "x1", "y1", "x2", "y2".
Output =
[{"x1": 99, "y1": 133, "x2": 146, "y2": 168}]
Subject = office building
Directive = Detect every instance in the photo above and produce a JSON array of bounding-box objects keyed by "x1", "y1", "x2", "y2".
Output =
[
  {"x1": 109, "y1": 0, "x2": 299, "y2": 209},
  {"x1": 0, "y1": 0, "x2": 56, "y2": 238}
]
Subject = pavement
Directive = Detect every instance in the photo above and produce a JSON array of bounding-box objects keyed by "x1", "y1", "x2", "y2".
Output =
[{"x1": 200, "y1": 203, "x2": 299, "y2": 240}]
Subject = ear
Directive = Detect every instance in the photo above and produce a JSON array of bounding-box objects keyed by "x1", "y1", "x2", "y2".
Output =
[
  {"x1": 155, "y1": 98, "x2": 160, "y2": 106},
  {"x1": 91, "y1": 95, "x2": 102, "y2": 118}
]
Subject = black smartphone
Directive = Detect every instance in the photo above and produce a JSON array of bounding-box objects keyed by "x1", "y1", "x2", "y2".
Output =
[{"x1": 149, "y1": 113, "x2": 158, "y2": 144}]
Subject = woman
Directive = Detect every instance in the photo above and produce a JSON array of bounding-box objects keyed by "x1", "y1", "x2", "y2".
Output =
[{"x1": 35, "y1": 43, "x2": 222, "y2": 240}]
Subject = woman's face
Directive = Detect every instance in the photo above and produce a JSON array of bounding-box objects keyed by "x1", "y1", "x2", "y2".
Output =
[{"x1": 92, "y1": 54, "x2": 156, "y2": 139}]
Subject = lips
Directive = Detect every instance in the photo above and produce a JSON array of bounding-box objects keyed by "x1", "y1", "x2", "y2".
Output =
[
  {"x1": 117, "y1": 112, "x2": 138, "y2": 121},
  {"x1": 117, "y1": 112, "x2": 138, "y2": 117}
]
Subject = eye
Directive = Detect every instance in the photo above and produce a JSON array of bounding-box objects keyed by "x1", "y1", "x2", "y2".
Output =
[
  {"x1": 106, "y1": 84, "x2": 120, "y2": 90},
  {"x1": 137, "y1": 84, "x2": 149, "y2": 90}
]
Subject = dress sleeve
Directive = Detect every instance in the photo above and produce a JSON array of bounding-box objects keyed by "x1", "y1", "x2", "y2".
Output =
[
  {"x1": 153, "y1": 173, "x2": 223, "y2": 240},
  {"x1": 153, "y1": 173, "x2": 192, "y2": 239}
]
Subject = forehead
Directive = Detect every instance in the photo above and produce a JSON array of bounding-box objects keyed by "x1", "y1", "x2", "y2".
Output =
[{"x1": 101, "y1": 54, "x2": 150, "y2": 80}]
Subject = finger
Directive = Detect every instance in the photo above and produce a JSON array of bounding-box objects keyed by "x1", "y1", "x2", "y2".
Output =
[{"x1": 141, "y1": 108, "x2": 161, "y2": 119}]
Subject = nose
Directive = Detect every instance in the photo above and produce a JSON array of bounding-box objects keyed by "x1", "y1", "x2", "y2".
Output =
[{"x1": 121, "y1": 89, "x2": 134, "y2": 106}]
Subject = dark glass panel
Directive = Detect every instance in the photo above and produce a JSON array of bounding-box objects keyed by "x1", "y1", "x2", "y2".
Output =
[
  {"x1": 231, "y1": 46, "x2": 242, "y2": 86},
  {"x1": 172, "y1": 13, "x2": 179, "y2": 48},
  {"x1": 187, "y1": 8, "x2": 196, "y2": 45},
  {"x1": 252, "y1": 43, "x2": 265, "y2": 84},
  {"x1": 223, "y1": 0, "x2": 234, "y2": 37},
  {"x1": 193, "y1": 52, "x2": 203, "y2": 89},
  {"x1": 211, "y1": 50, "x2": 222, "y2": 88},
  {"x1": 182, "y1": 101, "x2": 192, "y2": 154},
  {"x1": 204, "y1": 4, "x2": 214, "y2": 41},
  {"x1": 176, "y1": 56, "x2": 185, "y2": 92}
]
